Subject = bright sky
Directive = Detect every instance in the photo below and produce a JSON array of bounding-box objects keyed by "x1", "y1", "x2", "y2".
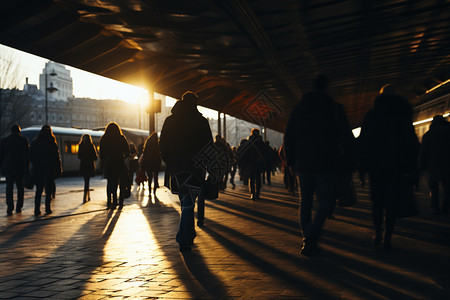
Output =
[{"x1": 0, "y1": 43, "x2": 218, "y2": 118}]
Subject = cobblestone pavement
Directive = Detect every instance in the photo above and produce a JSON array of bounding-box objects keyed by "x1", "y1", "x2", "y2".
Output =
[{"x1": 0, "y1": 173, "x2": 449, "y2": 299}]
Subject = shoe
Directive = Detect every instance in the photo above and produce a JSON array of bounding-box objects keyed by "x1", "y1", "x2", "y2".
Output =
[
  {"x1": 197, "y1": 220, "x2": 204, "y2": 227},
  {"x1": 300, "y1": 243, "x2": 320, "y2": 257},
  {"x1": 7, "y1": 210, "x2": 13, "y2": 216},
  {"x1": 34, "y1": 210, "x2": 41, "y2": 216},
  {"x1": 118, "y1": 204, "x2": 123, "y2": 210},
  {"x1": 373, "y1": 234, "x2": 382, "y2": 246},
  {"x1": 250, "y1": 194, "x2": 255, "y2": 200},
  {"x1": 383, "y1": 241, "x2": 392, "y2": 251},
  {"x1": 45, "y1": 209, "x2": 53, "y2": 215},
  {"x1": 16, "y1": 208, "x2": 22, "y2": 213},
  {"x1": 179, "y1": 244, "x2": 191, "y2": 252}
]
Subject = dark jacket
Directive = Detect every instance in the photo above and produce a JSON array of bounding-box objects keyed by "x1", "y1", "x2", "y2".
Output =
[
  {"x1": 30, "y1": 136, "x2": 62, "y2": 180},
  {"x1": 0, "y1": 132, "x2": 30, "y2": 175},
  {"x1": 239, "y1": 133, "x2": 269, "y2": 173},
  {"x1": 284, "y1": 91, "x2": 354, "y2": 172},
  {"x1": 78, "y1": 141, "x2": 98, "y2": 177},
  {"x1": 99, "y1": 134, "x2": 129, "y2": 179},
  {"x1": 160, "y1": 100, "x2": 213, "y2": 186},
  {"x1": 418, "y1": 119, "x2": 450, "y2": 179},
  {"x1": 358, "y1": 93, "x2": 419, "y2": 174},
  {"x1": 141, "y1": 138, "x2": 162, "y2": 172}
]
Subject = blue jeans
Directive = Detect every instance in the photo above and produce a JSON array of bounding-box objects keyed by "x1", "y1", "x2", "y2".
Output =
[
  {"x1": 297, "y1": 172, "x2": 336, "y2": 244},
  {"x1": 176, "y1": 192, "x2": 197, "y2": 245}
]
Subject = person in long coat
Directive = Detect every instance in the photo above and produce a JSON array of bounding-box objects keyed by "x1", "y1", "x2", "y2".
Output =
[
  {"x1": 30, "y1": 125, "x2": 62, "y2": 215},
  {"x1": 358, "y1": 84, "x2": 419, "y2": 251},
  {"x1": 139, "y1": 131, "x2": 162, "y2": 195},
  {"x1": 99, "y1": 122, "x2": 130, "y2": 209},
  {"x1": 239, "y1": 128, "x2": 268, "y2": 200},
  {"x1": 418, "y1": 115, "x2": 450, "y2": 214},
  {"x1": 0, "y1": 124, "x2": 30, "y2": 215},
  {"x1": 78, "y1": 134, "x2": 98, "y2": 203},
  {"x1": 159, "y1": 91, "x2": 213, "y2": 252},
  {"x1": 284, "y1": 75, "x2": 354, "y2": 256}
]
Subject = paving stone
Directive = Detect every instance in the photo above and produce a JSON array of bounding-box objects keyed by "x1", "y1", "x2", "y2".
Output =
[{"x1": 0, "y1": 174, "x2": 449, "y2": 299}]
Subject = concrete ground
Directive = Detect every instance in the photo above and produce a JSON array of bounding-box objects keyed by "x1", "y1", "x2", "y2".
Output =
[{"x1": 0, "y1": 173, "x2": 449, "y2": 299}]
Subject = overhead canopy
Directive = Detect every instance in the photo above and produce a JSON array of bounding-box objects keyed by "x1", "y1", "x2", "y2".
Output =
[{"x1": 1, "y1": 0, "x2": 450, "y2": 132}]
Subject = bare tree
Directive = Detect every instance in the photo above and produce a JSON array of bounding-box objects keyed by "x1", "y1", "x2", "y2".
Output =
[{"x1": 0, "y1": 47, "x2": 34, "y2": 137}]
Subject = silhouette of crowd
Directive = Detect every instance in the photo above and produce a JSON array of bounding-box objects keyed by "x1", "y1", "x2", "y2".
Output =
[{"x1": 1, "y1": 83, "x2": 449, "y2": 256}]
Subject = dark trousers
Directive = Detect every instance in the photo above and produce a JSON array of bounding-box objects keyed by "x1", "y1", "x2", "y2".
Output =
[
  {"x1": 146, "y1": 169, "x2": 159, "y2": 190},
  {"x1": 5, "y1": 170, "x2": 25, "y2": 213},
  {"x1": 35, "y1": 177, "x2": 54, "y2": 213},
  {"x1": 249, "y1": 170, "x2": 262, "y2": 195},
  {"x1": 107, "y1": 175, "x2": 120, "y2": 206},
  {"x1": 429, "y1": 174, "x2": 450, "y2": 214},
  {"x1": 176, "y1": 192, "x2": 197, "y2": 245},
  {"x1": 229, "y1": 165, "x2": 237, "y2": 187},
  {"x1": 83, "y1": 176, "x2": 90, "y2": 193},
  {"x1": 369, "y1": 171, "x2": 397, "y2": 239},
  {"x1": 297, "y1": 172, "x2": 336, "y2": 245}
]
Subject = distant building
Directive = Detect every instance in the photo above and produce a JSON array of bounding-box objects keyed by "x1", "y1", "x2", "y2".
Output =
[{"x1": 10, "y1": 61, "x2": 283, "y2": 148}]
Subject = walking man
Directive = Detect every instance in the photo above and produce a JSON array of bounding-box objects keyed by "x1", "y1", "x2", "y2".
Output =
[
  {"x1": 284, "y1": 75, "x2": 354, "y2": 256},
  {"x1": 0, "y1": 124, "x2": 30, "y2": 215},
  {"x1": 160, "y1": 91, "x2": 213, "y2": 252}
]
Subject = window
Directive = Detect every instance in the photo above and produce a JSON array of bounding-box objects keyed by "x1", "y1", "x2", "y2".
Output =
[{"x1": 30, "y1": 112, "x2": 36, "y2": 121}]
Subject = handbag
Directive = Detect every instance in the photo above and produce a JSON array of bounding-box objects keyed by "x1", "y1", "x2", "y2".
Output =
[
  {"x1": 394, "y1": 174, "x2": 420, "y2": 218},
  {"x1": 203, "y1": 175, "x2": 219, "y2": 200},
  {"x1": 23, "y1": 171, "x2": 34, "y2": 190},
  {"x1": 135, "y1": 168, "x2": 148, "y2": 184},
  {"x1": 336, "y1": 173, "x2": 357, "y2": 207}
]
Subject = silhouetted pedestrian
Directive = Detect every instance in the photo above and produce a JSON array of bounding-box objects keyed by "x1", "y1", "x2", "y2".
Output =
[
  {"x1": 30, "y1": 125, "x2": 62, "y2": 215},
  {"x1": 0, "y1": 124, "x2": 30, "y2": 215},
  {"x1": 284, "y1": 75, "x2": 354, "y2": 256},
  {"x1": 160, "y1": 91, "x2": 213, "y2": 252},
  {"x1": 229, "y1": 146, "x2": 238, "y2": 189},
  {"x1": 78, "y1": 134, "x2": 98, "y2": 203},
  {"x1": 418, "y1": 115, "x2": 450, "y2": 215},
  {"x1": 358, "y1": 84, "x2": 419, "y2": 251},
  {"x1": 100, "y1": 122, "x2": 130, "y2": 210},
  {"x1": 238, "y1": 128, "x2": 268, "y2": 200},
  {"x1": 139, "y1": 132, "x2": 162, "y2": 195},
  {"x1": 214, "y1": 135, "x2": 232, "y2": 191}
]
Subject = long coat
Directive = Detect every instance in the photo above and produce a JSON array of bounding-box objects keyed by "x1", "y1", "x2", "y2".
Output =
[
  {"x1": 99, "y1": 134, "x2": 129, "y2": 179},
  {"x1": 159, "y1": 101, "x2": 213, "y2": 189},
  {"x1": 30, "y1": 136, "x2": 62, "y2": 181},
  {"x1": 284, "y1": 91, "x2": 354, "y2": 173},
  {"x1": 0, "y1": 132, "x2": 29, "y2": 176},
  {"x1": 78, "y1": 141, "x2": 98, "y2": 177},
  {"x1": 418, "y1": 119, "x2": 450, "y2": 180}
]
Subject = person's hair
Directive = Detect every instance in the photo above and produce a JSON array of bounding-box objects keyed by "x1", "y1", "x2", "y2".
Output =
[
  {"x1": 79, "y1": 134, "x2": 93, "y2": 145},
  {"x1": 379, "y1": 84, "x2": 396, "y2": 95},
  {"x1": 314, "y1": 74, "x2": 329, "y2": 91},
  {"x1": 10, "y1": 124, "x2": 20, "y2": 134},
  {"x1": 143, "y1": 132, "x2": 159, "y2": 155},
  {"x1": 38, "y1": 124, "x2": 57, "y2": 144},
  {"x1": 182, "y1": 91, "x2": 198, "y2": 102},
  {"x1": 251, "y1": 128, "x2": 260, "y2": 135},
  {"x1": 103, "y1": 122, "x2": 123, "y2": 138},
  {"x1": 432, "y1": 115, "x2": 446, "y2": 125}
]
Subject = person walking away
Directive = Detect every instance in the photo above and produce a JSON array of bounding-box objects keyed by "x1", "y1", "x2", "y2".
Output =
[
  {"x1": 139, "y1": 132, "x2": 162, "y2": 195},
  {"x1": 239, "y1": 128, "x2": 268, "y2": 200},
  {"x1": 30, "y1": 125, "x2": 62, "y2": 215},
  {"x1": 78, "y1": 134, "x2": 98, "y2": 203},
  {"x1": 0, "y1": 124, "x2": 30, "y2": 215},
  {"x1": 159, "y1": 91, "x2": 213, "y2": 252},
  {"x1": 358, "y1": 84, "x2": 419, "y2": 251},
  {"x1": 100, "y1": 122, "x2": 130, "y2": 210},
  {"x1": 284, "y1": 75, "x2": 354, "y2": 256},
  {"x1": 418, "y1": 115, "x2": 450, "y2": 214},
  {"x1": 229, "y1": 146, "x2": 238, "y2": 189}
]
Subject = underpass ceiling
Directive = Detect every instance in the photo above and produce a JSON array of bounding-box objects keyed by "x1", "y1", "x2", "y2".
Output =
[{"x1": 1, "y1": 0, "x2": 450, "y2": 132}]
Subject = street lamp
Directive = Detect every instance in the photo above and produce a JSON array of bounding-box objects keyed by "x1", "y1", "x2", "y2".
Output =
[{"x1": 45, "y1": 69, "x2": 58, "y2": 124}]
